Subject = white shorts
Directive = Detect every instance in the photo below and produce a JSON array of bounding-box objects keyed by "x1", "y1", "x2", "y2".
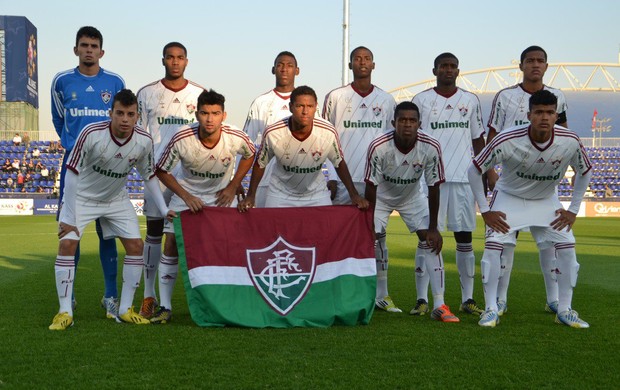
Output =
[
  {"x1": 374, "y1": 195, "x2": 428, "y2": 234},
  {"x1": 143, "y1": 177, "x2": 173, "y2": 219},
  {"x1": 265, "y1": 189, "x2": 332, "y2": 208},
  {"x1": 163, "y1": 197, "x2": 238, "y2": 234},
  {"x1": 60, "y1": 195, "x2": 140, "y2": 241},
  {"x1": 485, "y1": 190, "x2": 574, "y2": 248},
  {"x1": 438, "y1": 182, "x2": 476, "y2": 232},
  {"x1": 332, "y1": 181, "x2": 366, "y2": 206}
]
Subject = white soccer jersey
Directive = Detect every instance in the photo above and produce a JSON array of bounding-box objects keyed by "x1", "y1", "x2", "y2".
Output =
[
  {"x1": 322, "y1": 84, "x2": 396, "y2": 182},
  {"x1": 365, "y1": 130, "x2": 445, "y2": 206},
  {"x1": 413, "y1": 87, "x2": 485, "y2": 183},
  {"x1": 257, "y1": 117, "x2": 344, "y2": 199},
  {"x1": 66, "y1": 121, "x2": 154, "y2": 201},
  {"x1": 137, "y1": 79, "x2": 205, "y2": 154},
  {"x1": 243, "y1": 89, "x2": 293, "y2": 143},
  {"x1": 473, "y1": 125, "x2": 592, "y2": 199},
  {"x1": 487, "y1": 84, "x2": 568, "y2": 133},
  {"x1": 156, "y1": 123, "x2": 255, "y2": 210}
]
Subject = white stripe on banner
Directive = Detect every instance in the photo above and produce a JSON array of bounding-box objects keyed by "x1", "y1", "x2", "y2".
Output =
[{"x1": 188, "y1": 257, "x2": 376, "y2": 288}]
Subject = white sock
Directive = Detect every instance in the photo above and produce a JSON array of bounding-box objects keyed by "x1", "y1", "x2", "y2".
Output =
[
  {"x1": 456, "y1": 243, "x2": 475, "y2": 303},
  {"x1": 119, "y1": 255, "x2": 143, "y2": 315},
  {"x1": 539, "y1": 246, "x2": 559, "y2": 303},
  {"x1": 496, "y1": 245, "x2": 515, "y2": 302},
  {"x1": 143, "y1": 234, "x2": 162, "y2": 300},
  {"x1": 375, "y1": 233, "x2": 389, "y2": 299},
  {"x1": 159, "y1": 254, "x2": 178, "y2": 310},
  {"x1": 415, "y1": 241, "x2": 430, "y2": 302},
  {"x1": 555, "y1": 244, "x2": 578, "y2": 314},
  {"x1": 420, "y1": 242, "x2": 445, "y2": 309},
  {"x1": 481, "y1": 242, "x2": 502, "y2": 312},
  {"x1": 55, "y1": 255, "x2": 75, "y2": 316}
]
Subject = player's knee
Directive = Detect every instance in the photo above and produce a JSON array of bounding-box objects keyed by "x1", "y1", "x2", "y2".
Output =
[
  {"x1": 123, "y1": 238, "x2": 144, "y2": 256},
  {"x1": 163, "y1": 233, "x2": 178, "y2": 257},
  {"x1": 454, "y1": 231, "x2": 472, "y2": 243},
  {"x1": 146, "y1": 218, "x2": 165, "y2": 236}
]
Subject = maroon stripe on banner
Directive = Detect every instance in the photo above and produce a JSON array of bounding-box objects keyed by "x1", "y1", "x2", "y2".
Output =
[{"x1": 179, "y1": 206, "x2": 375, "y2": 269}]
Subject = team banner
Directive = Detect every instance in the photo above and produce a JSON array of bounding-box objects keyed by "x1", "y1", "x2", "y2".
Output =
[{"x1": 174, "y1": 206, "x2": 376, "y2": 328}]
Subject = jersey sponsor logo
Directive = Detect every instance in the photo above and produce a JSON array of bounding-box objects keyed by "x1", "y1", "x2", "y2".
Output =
[
  {"x1": 282, "y1": 164, "x2": 323, "y2": 174},
  {"x1": 246, "y1": 236, "x2": 315, "y2": 315},
  {"x1": 343, "y1": 120, "x2": 383, "y2": 129},
  {"x1": 381, "y1": 174, "x2": 419, "y2": 185},
  {"x1": 156, "y1": 117, "x2": 195, "y2": 126},
  {"x1": 92, "y1": 165, "x2": 129, "y2": 178},
  {"x1": 429, "y1": 120, "x2": 470, "y2": 130},
  {"x1": 85, "y1": 85, "x2": 94, "y2": 92},
  {"x1": 101, "y1": 90, "x2": 112, "y2": 104},
  {"x1": 514, "y1": 119, "x2": 529, "y2": 126},
  {"x1": 68, "y1": 107, "x2": 109, "y2": 117},
  {"x1": 515, "y1": 171, "x2": 562, "y2": 181},
  {"x1": 189, "y1": 168, "x2": 225, "y2": 179}
]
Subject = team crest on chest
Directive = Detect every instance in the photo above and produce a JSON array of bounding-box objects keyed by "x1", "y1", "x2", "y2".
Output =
[
  {"x1": 311, "y1": 150, "x2": 322, "y2": 162},
  {"x1": 458, "y1": 105, "x2": 468, "y2": 117},
  {"x1": 186, "y1": 103, "x2": 196, "y2": 114},
  {"x1": 101, "y1": 90, "x2": 112, "y2": 104},
  {"x1": 221, "y1": 156, "x2": 232, "y2": 167},
  {"x1": 246, "y1": 236, "x2": 316, "y2": 315},
  {"x1": 412, "y1": 162, "x2": 423, "y2": 173},
  {"x1": 372, "y1": 105, "x2": 382, "y2": 117},
  {"x1": 550, "y1": 158, "x2": 562, "y2": 169}
]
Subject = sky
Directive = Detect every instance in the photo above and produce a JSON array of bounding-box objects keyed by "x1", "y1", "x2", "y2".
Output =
[{"x1": 2, "y1": 0, "x2": 620, "y2": 136}]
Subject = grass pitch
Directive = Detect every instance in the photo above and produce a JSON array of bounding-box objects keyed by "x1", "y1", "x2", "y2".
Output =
[{"x1": 0, "y1": 215, "x2": 618, "y2": 389}]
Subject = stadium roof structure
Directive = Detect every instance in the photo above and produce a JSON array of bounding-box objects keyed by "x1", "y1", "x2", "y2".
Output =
[{"x1": 389, "y1": 62, "x2": 620, "y2": 101}]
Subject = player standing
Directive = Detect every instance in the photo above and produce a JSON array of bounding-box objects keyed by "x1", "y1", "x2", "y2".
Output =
[
  {"x1": 136, "y1": 42, "x2": 206, "y2": 319},
  {"x1": 149, "y1": 90, "x2": 255, "y2": 323},
  {"x1": 239, "y1": 85, "x2": 368, "y2": 210},
  {"x1": 486, "y1": 46, "x2": 568, "y2": 316},
  {"x1": 243, "y1": 51, "x2": 300, "y2": 207},
  {"x1": 365, "y1": 101, "x2": 459, "y2": 322},
  {"x1": 468, "y1": 90, "x2": 591, "y2": 328},
  {"x1": 49, "y1": 89, "x2": 174, "y2": 330},
  {"x1": 411, "y1": 53, "x2": 486, "y2": 316},
  {"x1": 51, "y1": 26, "x2": 125, "y2": 319},
  {"x1": 322, "y1": 46, "x2": 397, "y2": 311}
]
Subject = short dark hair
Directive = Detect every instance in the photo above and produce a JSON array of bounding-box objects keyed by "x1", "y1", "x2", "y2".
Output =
[
  {"x1": 350, "y1": 46, "x2": 374, "y2": 62},
  {"x1": 163, "y1": 42, "x2": 187, "y2": 58},
  {"x1": 529, "y1": 89, "x2": 557, "y2": 110},
  {"x1": 520, "y1": 45, "x2": 547, "y2": 63},
  {"x1": 394, "y1": 101, "x2": 420, "y2": 119},
  {"x1": 75, "y1": 26, "x2": 103, "y2": 48},
  {"x1": 290, "y1": 85, "x2": 317, "y2": 104},
  {"x1": 112, "y1": 89, "x2": 138, "y2": 108},
  {"x1": 274, "y1": 51, "x2": 297, "y2": 67},
  {"x1": 197, "y1": 89, "x2": 225, "y2": 110},
  {"x1": 434, "y1": 52, "x2": 458, "y2": 69}
]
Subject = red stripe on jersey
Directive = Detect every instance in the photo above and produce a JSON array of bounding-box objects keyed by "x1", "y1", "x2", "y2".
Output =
[
  {"x1": 156, "y1": 125, "x2": 199, "y2": 170},
  {"x1": 136, "y1": 79, "x2": 160, "y2": 95},
  {"x1": 67, "y1": 121, "x2": 110, "y2": 170},
  {"x1": 486, "y1": 85, "x2": 520, "y2": 129},
  {"x1": 364, "y1": 132, "x2": 394, "y2": 181},
  {"x1": 475, "y1": 126, "x2": 529, "y2": 165}
]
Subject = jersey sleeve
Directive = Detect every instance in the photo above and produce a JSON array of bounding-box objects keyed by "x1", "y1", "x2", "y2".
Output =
[
  {"x1": 65, "y1": 127, "x2": 93, "y2": 174},
  {"x1": 472, "y1": 141, "x2": 501, "y2": 173},
  {"x1": 156, "y1": 135, "x2": 181, "y2": 174},
  {"x1": 50, "y1": 74, "x2": 65, "y2": 137},
  {"x1": 470, "y1": 96, "x2": 486, "y2": 139},
  {"x1": 256, "y1": 134, "x2": 273, "y2": 169},
  {"x1": 242, "y1": 100, "x2": 263, "y2": 143},
  {"x1": 424, "y1": 143, "x2": 445, "y2": 186},
  {"x1": 365, "y1": 144, "x2": 383, "y2": 186},
  {"x1": 137, "y1": 89, "x2": 148, "y2": 129},
  {"x1": 487, "y1": 91, "x2": 505, "y2": 132},
  {"x1": 569, "y1": 137, "x2": 592, "y2": 176},
  {"x1": 322, "y1": 92, "x2": 335, "y2": 123},
  {"x1": 236, "y1": 132, "x2": 256, "y2": 160},
  {"x1": 326, "y1": 132, "x2": 344, "y2": 168},
  {"x1": 556, "y1": 93, "x2": 568, "y2": 125},
  {"x1": 136, "y1": 137, "x2": 156, "y2": 180}
]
